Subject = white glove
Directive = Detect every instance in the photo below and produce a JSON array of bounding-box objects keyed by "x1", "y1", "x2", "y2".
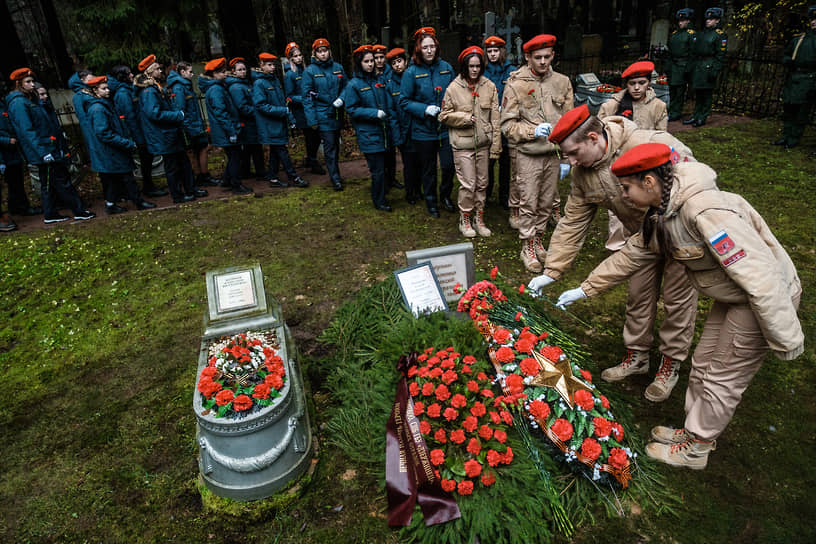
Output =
[
  {"x1": 229, "y1": 135, "x2": 238, "y2": 144},
  {"x1": 534, "y1": 122, "x2": 552, "y2": 138},
  {"x1": 528, "y1": 274, "x2": 556, "y2": 294},
  {"x1": 556, "y1": 287, "x2": 586, "y2": 310},
  {"x1": 0, "y1": 164, "x2": 5, "y2": 175},
  {"x1": 559, "y1": 163, "x2": 571, "y2": 180},
  {"x1": 179, "y1": 111, "x2": 185, "y2": 119},
  {"x1": 332, "y1": 98, "x2": 344, "y2": 108},
  {"x1": 376, "y1": 110, "x2": 387, "y2": 120},
  {"x1": 43, "y1": 153, "x2": 55, "y2": 163},
  {"x1": 425, "y1": 105, "x2": 441, "y2": 117}
]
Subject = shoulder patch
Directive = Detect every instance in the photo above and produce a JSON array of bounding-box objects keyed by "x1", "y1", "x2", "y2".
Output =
[
  {"x1": 715, "y1": 28, "x2": 724, "y2": 34},
  {"x1": 722, "y1": 249, "x2": 746, "y2": 267},
  {"x1": 440, "y1": 70, "x2": 450, "y2": 74},
  {"x1": 359, "y1": 86, "x2": 371, "y2": 91},
  {"x1": 314, "y1": 73, "x2": 325, "y2": 77},
  {"x1": 709, "y1": 230, "x2": 736, "y2": 255},
  {"x1": 415, "y1": 73, "x2": 429, "y2": 78}
]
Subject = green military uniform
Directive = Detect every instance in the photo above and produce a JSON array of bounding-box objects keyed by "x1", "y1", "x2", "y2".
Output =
[
  {"x1": 666, "y1": 10, "x2": 695, "y2": 120},
  {"x1": 689, "y1": 9, "x2": 727, "y2": 126},
  {"x1": 776, "y1": 16, "x2": 816, "y2": 148}
]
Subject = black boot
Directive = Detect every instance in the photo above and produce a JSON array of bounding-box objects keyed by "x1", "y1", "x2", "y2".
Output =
[
  {"x1": 682, "y1": 118, "x2": 696, "y2": 125},
  {"x1": 425, "y1": 197, "x2": 440, "y2": 218},
  {"x1": 441, "y1": 196, "x2": 455, "y2": 213}
]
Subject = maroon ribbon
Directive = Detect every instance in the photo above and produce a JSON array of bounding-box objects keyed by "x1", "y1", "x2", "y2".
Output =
[{"x1": 386, "y1": 353, "x2": 461, "y2": 527}]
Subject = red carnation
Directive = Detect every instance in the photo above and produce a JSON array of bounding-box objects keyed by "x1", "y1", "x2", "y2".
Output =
[
  {"x1": 593, "y1": 417, "x2": 612, "y2": 438},
  {"x1": 527, "y1": 88, "x2": 535, "y2": 95},
  {"x1": 265, "y1": 373, "x2": 284, "y2": 390},
  {"x1": 514, "y1": 338, "x2": 535, "y2": 354},
  {"x1": 487, "y1": 449, "x2": 502, "y2": 467},
  {"x1": 467, "y1": 437, "x2": 482, "y2": 456},
  {"x1": 233, "y1": 394, "x2": 253, "y2": 411},
  {"x1": 608, "y1": 447, "x2": 629, "y2": 470},
  {"x1": 477, "y1": 371, "x2": 488, "y2": 382},
  {"x1": 463, "y1": 355, "x2": 476, "y2": 365},
  {"x1": 462, "y1": 415, "x2": 478, "y2": 432},
  {"x1": 426, "y1": 403, "x2": 441, "y2": 418},
  {"x1": 434, "y1": 428, "x2": 447, "y2": 443},
  {"x1": 481, "y1": 471, "x2": 496, "y2": 486},
  {"x1": 441, "y1": 479, "x2": 456, "y2": 492},
  {"x1": 470, "y1": 401, "x2": 486, "y2": 417},
  {"x1": 519, "y1": 357, "x2": 540, "y2": 377},
  {"x1": 489, "y1": 411, "x2": 501, "y2": 424},
  {"x1": 252, "y1": 383, "x2": 271, "y2": 399},
  {"x1": 580, "y1": 369, "x2": 592, "y2": 383},
  {"x1": 464, "y1": 458, "x2": 482, "y2": 478},
  {"x1": 450, "y1": 429, "x2": 466, "y2": 444},
  {"x1": 539, "y1": 345, "x2": 564, "y2": 361},
  {"x1": 461, "y1": 365, "x2": 472, "y2": 374},
  {"x1": 550, "y1": 418, "x2": 573, "y2": 442},
  {"x1": 528, "y1": 400, "x2": 550, "y2": 420},
  {"x1": 478, "y1": 424, "x2": 493, "y2": 440},
  {"x1": 494, "y1": 429, "x2": 507, "y2": 443},
  {"x1": 515, "y1": 312, "x2": 523, "y2": 321},
  {"x1": 496, "y1": 346, "x2": 515, "y2": 363},
  {"x1": 481, "y1": 389, "x2": 494, "y2": 399},
  {"x1": 197, "y1": 378, "x2": 222, "y2": 398},
  {"x1": 490, "y1": 266, "x2": 498, "y2": 279},
  {"x1": 600, "y1": 395, "x2": 610, "y2": 410},
  {"x1": 505, "y1": 374, "x2": 524, "y2": 395},
  {"x1": 492, "y1": 327, "x2": 511, "y2": 344},
  {"x1": 611, "y1": 422, "x2": 624, "y2": 441},
  {"x1": 419, "y1": 420, "x2": 431, "y2": 434},
  {"x1": 501, "y1": 446, "x2": 514, "y2": 464},
  {"x1": 435, "y1": 384, "x2": 451, "y2": 402},
  {"x1": 443, "y1": 407, "x2": 459, "y2": 421},
  {"x1": 413, "y1": 401, "x2": 425, "y2": 416},
  {"x1": 422, "y1": 382, "x2": 435, "y2": 396},
  {"x1": 518, "y1": 284, "x2": 525, "y2": 294},
  {"x1": 429, "y1": 367, "x2": 443, "y2": 378},
  {"x1": 453, "y1": 282, "x2": 463, "y2": 293},
  {"x1": 574, "y1": 389, "x2": 595, "y2": 411},
  {"x1": 467, "y1": 380, "x2": 479, "y2": 392},
  {"x1": 581, "y1": 437, "x2": 602, "y2": 462},
  {"x1": 457, "y1": 480, "x2": 474, "y2": 495},
  {"x1": 450, "y1": 394, "x2": 467, "y2": 409},
  {"x1": 442, "y1": 370, "x2": 458, "y2": 385},
  {"x1": 409, "y1": 382, "x2": 420, "y2": 396},
  {"x1": 215, "y1": 389, "x2": 234, "y2": 406},
  {"x1": 430, "y1": 448, "x2": 445, "y2": 466}
]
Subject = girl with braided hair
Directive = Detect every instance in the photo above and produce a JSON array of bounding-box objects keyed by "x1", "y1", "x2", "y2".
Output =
[{"x1": 554, "y1": 142, "x2": 803, "y2": 470}]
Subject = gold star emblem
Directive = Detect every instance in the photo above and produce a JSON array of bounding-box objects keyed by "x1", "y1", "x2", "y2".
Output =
[{"x1": 529, "y1": 350, "x2": 590, "y2": 409}]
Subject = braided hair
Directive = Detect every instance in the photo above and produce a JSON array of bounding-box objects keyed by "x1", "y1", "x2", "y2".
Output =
[{"x1": 640, "y1": 161, "x2": 675, "y2": 256}]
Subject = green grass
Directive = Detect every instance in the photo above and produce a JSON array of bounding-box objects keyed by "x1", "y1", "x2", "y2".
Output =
[{"x1": 0, "y1": 118, "x2": 814, "y2": 542}]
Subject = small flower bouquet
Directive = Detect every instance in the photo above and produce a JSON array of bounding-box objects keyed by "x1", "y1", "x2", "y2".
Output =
[
  {"x1": 406, "y1": 346, "x2": 514, "y2": 496},
  {"x1": 596, "y1": 83, "x2": 622, "y2": 94},
  {"x1": 197, "y1": 331, "x2": 287, "y2": 418}
]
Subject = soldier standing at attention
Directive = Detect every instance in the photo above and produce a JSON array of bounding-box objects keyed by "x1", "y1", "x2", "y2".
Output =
[
  {"x1": 501, "y1": 34, "x2": 573, "y2": 273},
  {"x1": 771, "y1": 5, "x2": 816, "y2": 150},
  {"x1": 666, "y1": 9, "x2": 695, "y2": 121},
  {"x1": 684, "y1": 7, "x2": 727, "y2": 127}
]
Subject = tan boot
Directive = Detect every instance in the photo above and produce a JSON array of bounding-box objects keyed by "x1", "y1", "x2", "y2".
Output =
[
  {"x1": 549, "y1": 203, "x2": 562, "y2": 227},
  {"x1": 533, "y1": 232, "x2": 547, "y2": 261},
  {"x1": 644, "y1": 356, "x2": 681, "y2": 402},
  {"x1": 508, "y1": 207, "x2": 519, "y2": 229},
  {"x1": 473, "y1": 207, "x2": 492, "y2": 237},
  {"x1": 520, "y1": 238, "x2": 542, "y2": 273},
  {"x1": 650, "y1": 426, "x2": 692, "y2": 445},
  {"x1": 459, "y1": 211, "x2": 476, "y2": 238},
  {"x1": 600, "y1": 349, "x2": 650, "y2": 382},
  {"x1": 646, "y1": 436, "x2": 716, "y2": 470}
]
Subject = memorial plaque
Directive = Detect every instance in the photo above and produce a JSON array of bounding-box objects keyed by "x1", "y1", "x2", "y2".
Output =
[
  {"x1": 206, "y1": 264, "x2": 268, "y2": 323},
  {"x1": 394, "y1": 263, "x2": 448, "y2": 317},
  {"x1": 406, "y1": 243, "x2": 475, "y2": 303}
]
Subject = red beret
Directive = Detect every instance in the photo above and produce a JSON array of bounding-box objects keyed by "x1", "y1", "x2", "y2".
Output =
[
  {"x1": 372, "y1": 45, "x2": 387, "y2": 54},
  {"x1": 548, "y1": 104, "x2": 591, "y2": 144},
  {"x1": 353, "y1": 45, "x2": 374, "y2": 57},
  {"x1": 611, "y1": 143, "x2": 672, "y2": 177},
  {"x1": 523, "y1": 34, "x2": 557, "y2": 53},
  {"x1": 458, "y1": 46, "x2": 484, "y2": 65},
  {"x1": 312, "y1": 38, "x2": 330, "y2": 51},
  {"x1": 386, "y1": 48, "x2": 406, "y2": 60},
  {"x1": 412, "y1": 26, "x2": 436, "y2": 40},
  {"x1": 205, "y1": 58, "x2": 227, "y2": 72},
  {"x1": 9, "y1": 67, "x2": 34, "y2": 81},
  {"x1": 258, "y1": 52, "x2": 278, "y2": 62},
  {"x1": 621, "y1": 61, "x2": 654, "y2": 80},
  {"x1": 86, "y1": 75, "x2": 108, "y2": 88},
  {"x1": 285, "y1": 42, "x2": 299, "y2": 57},
  {"x1": 228, "y1": 57, "x2": 246, "y2": 68},
  {"x1": 484, "y1": 36, "x2": 506, "y2": 48},
  {"x1": 138, "y1": 54, "x2": 157, "y2": 72}
]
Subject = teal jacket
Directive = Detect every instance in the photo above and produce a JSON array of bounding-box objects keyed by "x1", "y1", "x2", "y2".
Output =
[
  {"x1": 253, "y1": 72, "x2": 294, "y2": 146},
  {"x1": 344, "y1": 71, "x2": 401, "y2": 153},
  {"x1": 84, "y1": 95, "x2": 136, "y2": 174},
  {"x1": 135, "y1": 74, "x2": 185, "y2": 155},
  {"x1": 199, "y1": 75, "x2": 241, "y2": 147},
  {"x1": 400, "y1": 58, "x2": 454, "y2": 141},
  {"x1": 227, "y1": 74, "x2": 259, "y2": 144},
  {"x1": 302, "y1": 57, "x2": 347, "y2": 130},
  {"x1": 167, "y1": 70, "x2": 207, "y2": 137},
  {"x1": 6, "y1": 91, "x2": 69, "y2": 165}
]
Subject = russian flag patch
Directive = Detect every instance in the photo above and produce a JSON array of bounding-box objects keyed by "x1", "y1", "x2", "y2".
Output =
[{"x1": 709, "y1": 230, "x2": 735, "y2": 255}]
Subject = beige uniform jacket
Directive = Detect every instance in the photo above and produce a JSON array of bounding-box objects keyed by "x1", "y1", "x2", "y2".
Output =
[
  {"x1": 581, "y1": 161, "x2": 804, "y2": 360},
  {"x1": 439, "y1": 75, "x2": 502, "y2": 155},
  {"x1": 500, "y1": 65, "x2": 573, "y2": 155},
  {"x1": 597, "y1": 88, "x2": 668, "y2": 131},
  {"x1": 543, "y1": 117, "x2": 695, "y2": 279}
]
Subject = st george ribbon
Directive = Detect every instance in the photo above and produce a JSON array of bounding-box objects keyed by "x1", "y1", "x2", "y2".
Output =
[{"x1": 386, "y1": 353, "x2": 461, "y2": 527}]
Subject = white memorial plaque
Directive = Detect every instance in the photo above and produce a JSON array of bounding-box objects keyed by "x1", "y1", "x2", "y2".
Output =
[
  {"x1": 215, "y1": 270, "x2": 257, "y2": 312},
  {"x1": 394, "y1": 263, "x2": 448, "y2": 317}
]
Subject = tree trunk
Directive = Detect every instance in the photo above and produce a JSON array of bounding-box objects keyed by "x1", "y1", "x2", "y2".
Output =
[
  {"x1": 5, "y1": 0, "x2": 72, "y2": 86},
  {"x1": 216, "y1": 0, "x2": 261, "y2": 59}
]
